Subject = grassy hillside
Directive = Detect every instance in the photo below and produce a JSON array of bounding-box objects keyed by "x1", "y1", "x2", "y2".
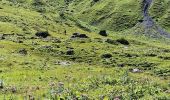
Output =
[{"x1": 0, "y1": 0, "x2": 170, "y2": 99}]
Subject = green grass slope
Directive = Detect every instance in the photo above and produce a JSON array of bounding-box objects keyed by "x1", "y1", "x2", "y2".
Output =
[{"x1": 0, "y1": 0, "x2": 170, "y2": 99}]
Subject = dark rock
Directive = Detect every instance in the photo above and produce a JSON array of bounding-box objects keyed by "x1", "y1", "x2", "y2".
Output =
[
  {"x1": 17, "y1": 40, "x2": 23, "y2": 43},
  {"x1": 66, "y1": 49, "x2": 74, "y2": 55},
  {"x1": 71, "y1": 33, "x2": 89, "y2": 38},
  {"x1": 138, "y1": 19, "x2": 144, "y2": 23},
  {"x1": 35, "y1": 31, "x2": 50, "y2": 38},
  {"x1": 79, "y1": 34, "x2": 88, "y2": 38},
  {"x1": 101, "y1": 53, "x2": 112, "y2": 58},
  {"x1": 118, "y1": 64, "x2": 125, "y2": 67},
  {"x1": 116, "y1": 38, "x2": 129, "y2": 45},
  {"x1": 99, "y1": 30, "x2": 107, "y2": 36},
  {"x1": 18, "y1": 48, "x2": 27, "y2": 55}
]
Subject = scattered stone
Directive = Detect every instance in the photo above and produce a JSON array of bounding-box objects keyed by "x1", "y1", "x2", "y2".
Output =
[
  {"x1": 114, "y1": 96, "x2": 121, "y2": 100},
  {"x1": 11, "y1": 86, "x2": 17, "y2": 93},
  {"x1": 51, "y1": 38, "x2": 61, "y2": 43},
  {"x1": 28, "y1": 94, "x2": 35, "y2": 100},
  {"x1": 58, "y1": 82, "x2": 64, "y2": 93},
  {"x1": 35, "y1": 31, "x2": 50, "y2": 38},
  {"x1": 124, "y1": 46, "x2": 129, "y2": 49},
  {"x1": 58, "y1": 82, "x2": 64, "y2": 86},
  {"x1": 165, "y1": 90, "x2": 170, "y2": 93},
  {"x1": 101, "y1": 53, "x2": 112, "y2": 58},
  {"x1": 116, "y1": 38, "x2": 129, "y2": 45},
  {"x1": 0, "y1": 34, "x2": 5, "y2": 40},
  {"x1": 32, "y1": 42, "x2": 38, "y2": 45},
  {"x1": 66, "y1": 49, "x2": 74, "y2": 55},
  {"x1": 55, "y1": 61, "x2": 71, "y2": 66},
  {"x1": 18, "y1": 48, "x2": 27, "y2": 55},
  {"x1": 118, "y1": 64, "x2": 125, "y2": 67},
  {"x1": 99, "y1": 30, "x2": 107, "y2": 36},
  {"x1": 130, "y1": 68, "x2": 142, "y2": 73}
]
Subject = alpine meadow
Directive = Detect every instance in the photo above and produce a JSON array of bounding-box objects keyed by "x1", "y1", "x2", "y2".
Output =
[{"x1": 0, "y1": 0, "x2": 170, "y2": 99}]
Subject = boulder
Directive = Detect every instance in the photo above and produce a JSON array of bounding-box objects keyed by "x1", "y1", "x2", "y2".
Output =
[
  {"x1": 35, "y1": 31, "x2": 50, "y2": 38},
  {"x1": 99, "y1": 30, "x2": 107, "y2": 36}
]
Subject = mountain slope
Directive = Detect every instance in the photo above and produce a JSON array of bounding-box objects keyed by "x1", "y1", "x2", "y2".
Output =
[{"x1": 0, "y1": 0, "x2": 170, "y2": 99}]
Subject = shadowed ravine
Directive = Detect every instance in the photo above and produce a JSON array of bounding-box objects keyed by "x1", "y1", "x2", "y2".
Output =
[
  {"x1": 143, "y1": 0, "x2": 152, "y2": 17},
  {"x1": 133, "y1": 0, "x2": 170, "y2": 38}
]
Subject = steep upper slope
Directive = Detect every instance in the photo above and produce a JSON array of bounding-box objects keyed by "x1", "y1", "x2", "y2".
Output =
[
  {"x1": 67, "y1": 0, "x2": 170, "y2": 32},
  {"x1": 68, "y1": 0, "x2": 141, "y2": 31},
  {"x1": 127, "y1": 0, "x2": 170, "y2": 39},
  {"x1": 1, "y1": 0, "x2": 170, "y2": 33}
]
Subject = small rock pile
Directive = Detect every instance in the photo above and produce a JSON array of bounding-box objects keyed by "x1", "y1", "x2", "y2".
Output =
[{"x1": 71, "y1": 33, "x2": 89, "y2": 38}]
